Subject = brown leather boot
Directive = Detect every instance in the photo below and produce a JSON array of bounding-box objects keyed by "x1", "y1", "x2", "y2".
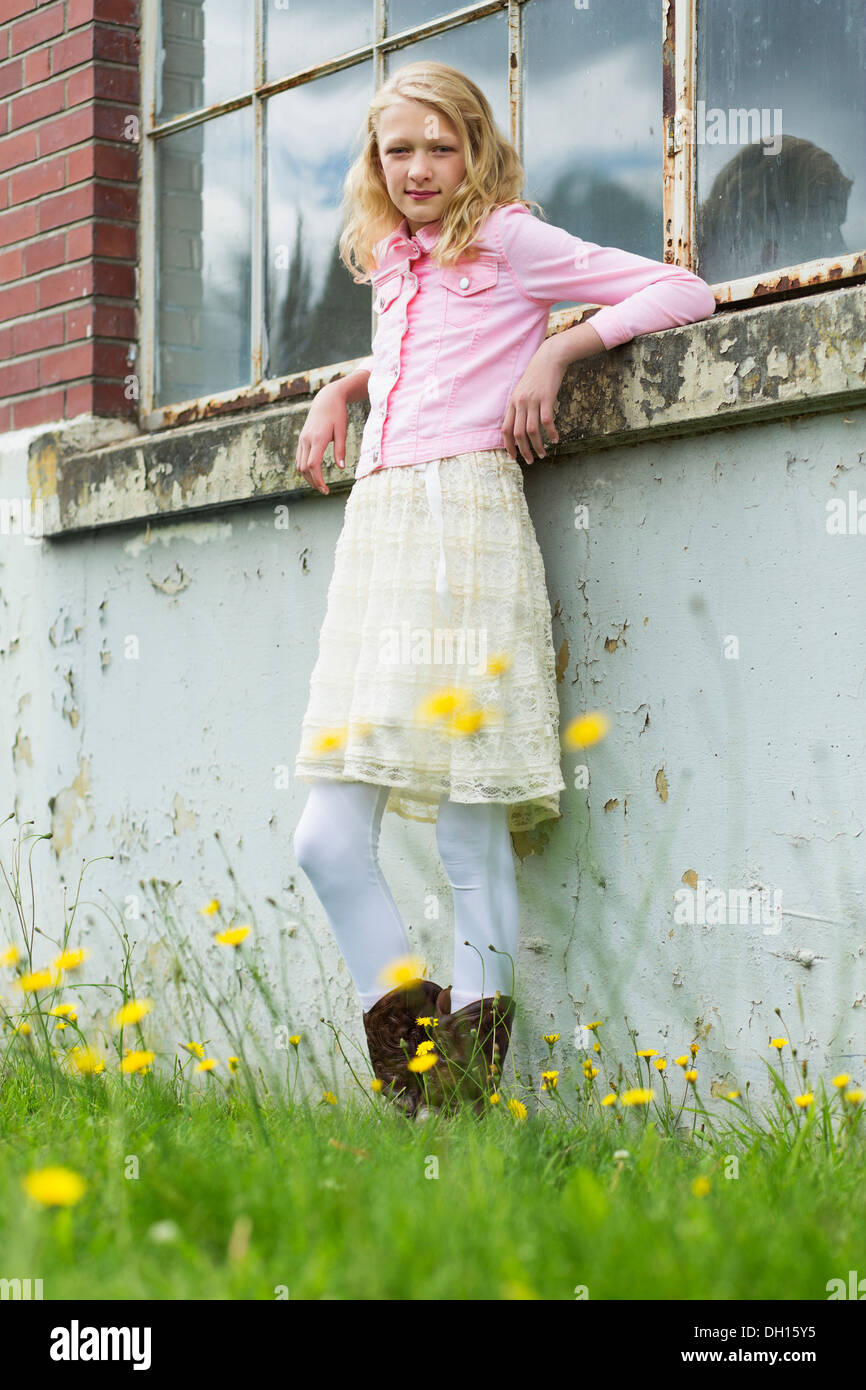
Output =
[
  {"x1": 422, "y1": 987, "x2": 516, "y2": 1118},
  {"x1": 362, "y1": 978, "x2": 443, "y2": 1116}
]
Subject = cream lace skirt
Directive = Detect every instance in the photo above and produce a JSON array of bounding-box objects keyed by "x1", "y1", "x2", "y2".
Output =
[{"x1": 293, "y1": 447, "x2": 565, "y2": 833}]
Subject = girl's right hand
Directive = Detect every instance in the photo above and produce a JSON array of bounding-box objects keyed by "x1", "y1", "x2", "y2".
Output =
[{"x1": 294, "y1": 382, "x2": 349, "y2": 496}]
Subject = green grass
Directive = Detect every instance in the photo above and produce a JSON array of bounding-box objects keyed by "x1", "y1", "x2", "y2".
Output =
[
  {"x1": 1, "y1": 816, "x2": 864, "y2": 1300},
  {"x1": 1, "y1": 1056, "x2": 864, "y2": 1300}
]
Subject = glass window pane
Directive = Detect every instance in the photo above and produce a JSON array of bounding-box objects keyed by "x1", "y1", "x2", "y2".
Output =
[
  {"x1": 267, "y1": 0, "x2": 373, "y2": 78},
  {"x1": 156, "y1": 111, "x2": 253, "y2": 406},
  {"x1": 523, "y1": 0, "x2": 663, "y2": 317},
  {"x1": 157, "y1": 0, "x2": 255, "y2": 123},
  {"x1": 695, "y1": 0, "x2": 864, "y2": 285},
  {"x1": 266, "y1": 62, "x2": 374, "y2": 378},
  {"x1": 384, "y1": 13, "x2": 509, "y2": 136},
  {"x1": 387, "y1": 0, "x2": 459, "y2": 31}
]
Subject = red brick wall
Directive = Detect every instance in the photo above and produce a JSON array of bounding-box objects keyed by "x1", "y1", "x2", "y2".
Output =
[{"x1": 0, "y1": 0, "x2": 140, "y2": 433}]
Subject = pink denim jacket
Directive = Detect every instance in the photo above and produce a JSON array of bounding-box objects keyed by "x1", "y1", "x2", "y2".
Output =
[{"x1": 349, "y1": 200, "x2": 717, "y2": 481}]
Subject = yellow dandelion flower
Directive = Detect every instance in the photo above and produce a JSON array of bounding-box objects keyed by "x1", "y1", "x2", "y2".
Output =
[
  {"x1": 22, "y1": 1166, "x2": 86, "y2": 1208},
  {"x1": 407, "y1": 1053, "x2": 439, "y2": 1073},
  {"x1": 15, "y1": 969, "x2": 54, "y2": 993},
  {"x1": 214, "y1": 925, "x2": 251, "y2": 947},
  {"x1": 601, "y1": 1093, "x2": 617, "y2": 1106},
  {"x1": 541, "y1": 1070, "x2": 559, "y2": 1090},
  {"x1": 112, "y1": 998, "x2": 153, "y2": 1029},
  {"x1": 289, "y1": 1034, "x2": 301, "y2": 1047},
  {"x1": 415, "y1": 1039, "x2": 435, "y2": 1056},
  {"x1": 67, "y1": 1046, "x2": 105, "y2": 1075},
  {"x1": 843, "y1": 1089, "x2": 864, "y2": 1104},
  {"x1": 416, "y1": 1016, "x2": 438, "y2": 1027},
  {"x1": 593, "y1": 1041, "x2": 601, "y2": 1053},
  {"x1": 563, "y1": 711, "x2": 610, "y2": 749},
  {"x1": 653, "y1": 1058, "x2": 667, "y2": 1072},
  {"x1": 507, "y1": 1098, "x2": 527, "y2": 1121},
  {"x1": 370, "y1": 1078, "x2": 384, "y2": 1093},
  {"x1": 322, "y1": 1091, "x2": 338, "y2": 1105},
  {"x1": 311, "y1": 726, "x2": 348, "y2": 753},
  {"x1": 195, "y1": 1058, "x2": 218, "y2": 1072},
  {"x1": 447, "y1": 707, "x2": 486, "y2": 737},
  {"x1": 120, "y1": 1050, "x2": 154, "y2": 1074},
  {"x1": 12, "y1": 1020, "x2": 32, "y2": 1036},
  {"x1": 794, "y1": 1093, "x2": 813, "y2": 1108},
  {"x1": 690, "y1": 1043, "x2": 699, "y2": 1057},
  {"x1": 725, "y1": 1089, "x2": 740, "y2": 1100},
  {"x1": 0, "y1": 944, "x2": 21, "y2": 967},
  {"x1": 691, "y1": 1176, "x2": 711, "y2": 1197},
  {"x1": 584, "y1": 1021, "x2": 602, "y2": 1031},
  {"x1": 637, "y1": 1049, "x2": 658, "y2": 1058},
  {"x1": 199, "y1": 899, "x2": 221, "y2": 916},
  {"x1": 50, "y1": 1004, "x2": 77, "y2": 1021},
  {"x1": 770, "y1": 1037, "x2": 788, "y2": 1050},
  {"x1": 416, "y1": 688, "x2": 472, "y2": 721},
  {"x1": 832, "y1": 1074, "x2": 850, "y2": 1088},
  {"x1": 583, "y1": 1064, "x2": 599, "y2": 1079},
  {"x1": 620, "y1": 1088, "x2": 655, "y2": 1106},
  {"x1": 53, "y1": 947, "x2": 89, "y2": 971},
  {"x1": 684, "y1": 1069, "x2": 698, "y2": 1083},
  {"x1": 542, "y1": 1033, "x2": 560, "y2": 1045},
  {"x1": 379, "y1": 954, "x2": 426, "y2": 990},
  {"x1": 228, "y1": 1057, "x2": 239, "y2": 1073},
  {"x1": 675, "y1": 1055, "x2": 689, "y2": 1067},
  {"x1": 184, "y1": 1041, "x2": 205, "y2": 1058},
  {"x1": 489, "y1": 1092, "x2": 501, "y2": 1104},
  {"x1": 485, "y1": 652, "x2": 513, "y2": 677}
]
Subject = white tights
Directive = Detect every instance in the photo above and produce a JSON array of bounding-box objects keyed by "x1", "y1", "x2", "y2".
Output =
[{"x1": 292, "y1": 779, "x2": 519, "y2": 1012}]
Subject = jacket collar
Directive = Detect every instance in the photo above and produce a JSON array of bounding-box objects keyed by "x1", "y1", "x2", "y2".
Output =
[{"x1": 372, "y1": 216, "x2": 443, "y2": 280}]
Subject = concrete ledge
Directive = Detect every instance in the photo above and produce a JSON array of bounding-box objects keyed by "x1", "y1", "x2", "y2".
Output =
[{"x1": 30, "y1": 282, "x2": 866, "y2": 538}]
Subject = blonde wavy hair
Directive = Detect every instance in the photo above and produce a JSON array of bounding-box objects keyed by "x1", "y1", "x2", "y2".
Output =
[{"x1": 338, "y1": 61, "x2": 543, "y2": 283}]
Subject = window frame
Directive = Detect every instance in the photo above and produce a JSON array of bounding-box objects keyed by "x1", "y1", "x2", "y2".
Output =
[{"x1": 138, "y1": 0, "x2": 866, "y2": 432}]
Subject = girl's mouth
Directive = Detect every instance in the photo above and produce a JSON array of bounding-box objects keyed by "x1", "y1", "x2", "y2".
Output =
[{"x1": 407, "y1": 191, "x2": 437, "y2": 200}]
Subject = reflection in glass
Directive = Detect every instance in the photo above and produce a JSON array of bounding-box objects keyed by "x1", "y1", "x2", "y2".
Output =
[
  {"x1": 155, "y1": 110, "x2": 253, "y2": 405},
  {"x1": 157, "y1": 0, "x2": 254, "y2": 122},
  {"x1": 267, "y1": 0, "x2": 373, "y2": 78},
  {"x1": 523, "y1": 0, "x2": 663, "y2": 318},
  {"x1": 266, "y1": 63, "x2": 374, "y2": 378},
  {"x1": 696, "y1": 0, "x2": 863, "y2": 284},
  {"x1": 384, "y1": 13, "x2": 509, "y2": 138}
]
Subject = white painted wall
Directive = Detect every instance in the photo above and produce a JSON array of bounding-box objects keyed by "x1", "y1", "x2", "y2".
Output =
[{"x1": 1, "y1": 406, "x2": 864, "y2": 1110}]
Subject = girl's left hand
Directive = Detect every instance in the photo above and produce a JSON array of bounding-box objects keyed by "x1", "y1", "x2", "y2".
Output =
[{"x1": 501, "y1": 339, "x2": 566, "y2": 465}]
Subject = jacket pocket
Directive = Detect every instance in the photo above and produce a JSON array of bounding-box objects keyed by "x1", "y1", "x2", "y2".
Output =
[
  {"x1": 439, "y1": 258, "x2": 499, "y2": 328},
  {"x1": 373, "y1": 273, "x2": 402, "y2": 314}
]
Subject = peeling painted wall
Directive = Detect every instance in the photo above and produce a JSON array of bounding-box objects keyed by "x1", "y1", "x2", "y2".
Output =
[{"x1": 1, "y1": 403, "x2": 865, "y2": 1107}]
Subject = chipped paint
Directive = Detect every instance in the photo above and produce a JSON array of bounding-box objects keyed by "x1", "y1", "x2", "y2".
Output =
[
  {"x1": 148, "y1": 563, "x2": 191, "y2": 596},
  {"x1": 170, "y1": 794, "x2": 197, "y2": 835},
  {"x1": 48, "y1": 758, "x2": 93, "y2": 854}
]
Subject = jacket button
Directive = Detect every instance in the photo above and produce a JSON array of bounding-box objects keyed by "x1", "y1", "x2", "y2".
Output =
[{"x1": 459, "y1": 275, "x2": 469, "y2": 289}]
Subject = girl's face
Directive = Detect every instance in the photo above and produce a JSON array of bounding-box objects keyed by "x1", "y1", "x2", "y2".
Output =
[{"x1": 377, "y1": 98, "x2": 467, "y2": 235}]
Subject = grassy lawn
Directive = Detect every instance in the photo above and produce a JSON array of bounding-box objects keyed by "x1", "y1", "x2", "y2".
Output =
[{"x1": 1, "y1": 1054, "x2": 864, "y2": 1301}]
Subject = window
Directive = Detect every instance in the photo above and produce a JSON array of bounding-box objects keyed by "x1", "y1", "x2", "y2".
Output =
[{"x1": 140, "y1": 0, "x2": 865, "y2": 425}]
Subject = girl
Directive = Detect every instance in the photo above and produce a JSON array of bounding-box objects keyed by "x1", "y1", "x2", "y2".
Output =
[{"x1": 292, "y1": 61, "x2": 716, "y2": 1118}]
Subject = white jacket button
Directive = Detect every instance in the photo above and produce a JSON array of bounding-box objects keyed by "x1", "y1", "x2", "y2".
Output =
[{"x1": 459, "y1": 275, "x2": 469, "y2": 289}]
